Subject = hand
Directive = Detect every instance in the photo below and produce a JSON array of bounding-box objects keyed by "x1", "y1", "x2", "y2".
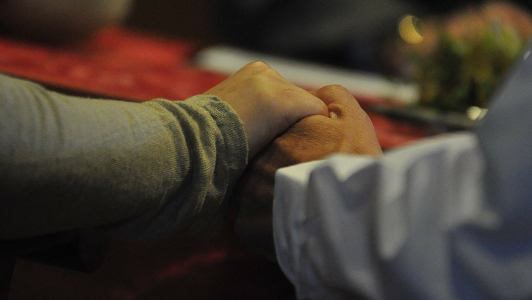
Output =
[
  {"x1": 204, "y1": 61, "x2": 329, "y2": 159},
  {"x1": 233, "y1": 85, "x2": 382, "y2": 260}
]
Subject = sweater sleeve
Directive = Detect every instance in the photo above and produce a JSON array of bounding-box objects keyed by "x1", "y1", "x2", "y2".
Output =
[{"x1": 0, "y1": 73, "x2": 248, "y2": 240}]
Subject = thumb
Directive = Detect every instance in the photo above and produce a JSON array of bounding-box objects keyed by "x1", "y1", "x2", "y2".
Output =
[
  {"x1": 312, "y1": 85, "x2": 383, "y2": 155},
  {"x1": 312, "y1": 85, "x2": 364, "y2": 119}
]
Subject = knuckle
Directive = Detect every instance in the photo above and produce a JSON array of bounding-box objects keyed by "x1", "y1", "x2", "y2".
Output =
[
  {"x1": 248, "y1": 75, "x2": 274, "y2": 98},
  {"x1": 247, "y1": 61, "x2": 271, "y2": 71},
  {"x1": 323, "y1": 84, "x2": 349, "y2": 93},
  {"x1": 329, "y1": 84, "x2": 348, "y2": 90},
  {"x1": 248, "y1": 72, "x2": 268, "y2": 87}
]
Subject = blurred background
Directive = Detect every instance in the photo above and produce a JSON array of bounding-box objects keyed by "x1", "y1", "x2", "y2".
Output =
[
  {"x1": 127, "y1": 0, "x2": 532, "y2": 114},
  {"x1": 2, "y1": 0, "x2": 532, "y2": 112},
  {"x1": 1, "y1": 0, "x2": 532, "y2": 299},
  {"x1": 126, "y1": 0, "x2": 532, "y2": 68}
]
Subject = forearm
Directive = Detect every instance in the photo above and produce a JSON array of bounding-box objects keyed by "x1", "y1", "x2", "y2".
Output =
[{"x1": 0, "y1": 73, "x2": 248, "y2": 240}]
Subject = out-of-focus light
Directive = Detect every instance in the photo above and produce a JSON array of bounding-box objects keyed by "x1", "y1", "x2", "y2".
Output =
[
  {"x1": 467, "y1": 106, "x2": 488, "y2": 120},
  {"x1": 398, "y1": 15, "x2": 424, "y2": 44}
]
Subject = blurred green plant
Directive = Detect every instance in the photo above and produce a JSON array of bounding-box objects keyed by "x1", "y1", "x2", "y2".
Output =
[
  {"x1": 402, "y1": 2, "x2": 532, "y2": 112},
  {"x1": 416, "y1": 22, "x2": 525, "y2": 111}
]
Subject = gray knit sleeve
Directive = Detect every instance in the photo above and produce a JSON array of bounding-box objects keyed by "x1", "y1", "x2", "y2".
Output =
[{"x1": 0, "y1": 73, "x2": 248, "y2": 240}]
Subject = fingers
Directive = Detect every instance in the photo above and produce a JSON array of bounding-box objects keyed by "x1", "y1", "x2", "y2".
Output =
[
  {"x1": 277, "y1": 86, "x2": 329, "y2": 118},
  {"x1": 310, "y1": 85, "x2": 383, "y2": 156},
  {"x1": 203, "y1": 61, "x2": 329, "y2": 159},
  {"x1": 313, "y1": 85, "x2": 358, "y2": 106},
  {"x1": 314, "y1": 85, "x2": 364, "y2": 119},
  {"x1": 242, "y1": 62, "x2": 329, "y2": 118}
]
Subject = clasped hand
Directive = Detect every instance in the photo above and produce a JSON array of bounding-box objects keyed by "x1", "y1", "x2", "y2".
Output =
[
  {"x1": 206, "y1": 62, "x2": 381, "y2": 259},
  {"x1": 204, "y1": 61, "x2": 329, "y2": 159}
]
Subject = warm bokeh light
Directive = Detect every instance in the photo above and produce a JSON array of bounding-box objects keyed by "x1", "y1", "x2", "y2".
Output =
[
  {"x1": 466, "y1": 106, "x2": 488, "y2": 120},
  {"x1": 398, "y1": 15, "x2": 424, "y2": 44}
]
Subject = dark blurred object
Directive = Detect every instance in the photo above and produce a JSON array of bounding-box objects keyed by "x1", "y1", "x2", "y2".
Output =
[
  {"x1": 1, "y1": 231, "x2": 108, "y2": 300},
  {"x1": 0, "y1": 0, "x2": 132, "y2": 42},
  {"x1": 0, "y1": 252, "x2": 16, "y2": 300},
  {"x1": 1, "y1": 231, "x2": 108, "y2": 273},
  {"x1": 126, "y1": 0, "x2": 216, "y2": 41}
]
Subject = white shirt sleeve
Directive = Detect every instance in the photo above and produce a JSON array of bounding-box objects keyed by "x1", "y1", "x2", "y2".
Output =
[{"x1": 273, "y1": 132, "x2": 532, "y2": 300}]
